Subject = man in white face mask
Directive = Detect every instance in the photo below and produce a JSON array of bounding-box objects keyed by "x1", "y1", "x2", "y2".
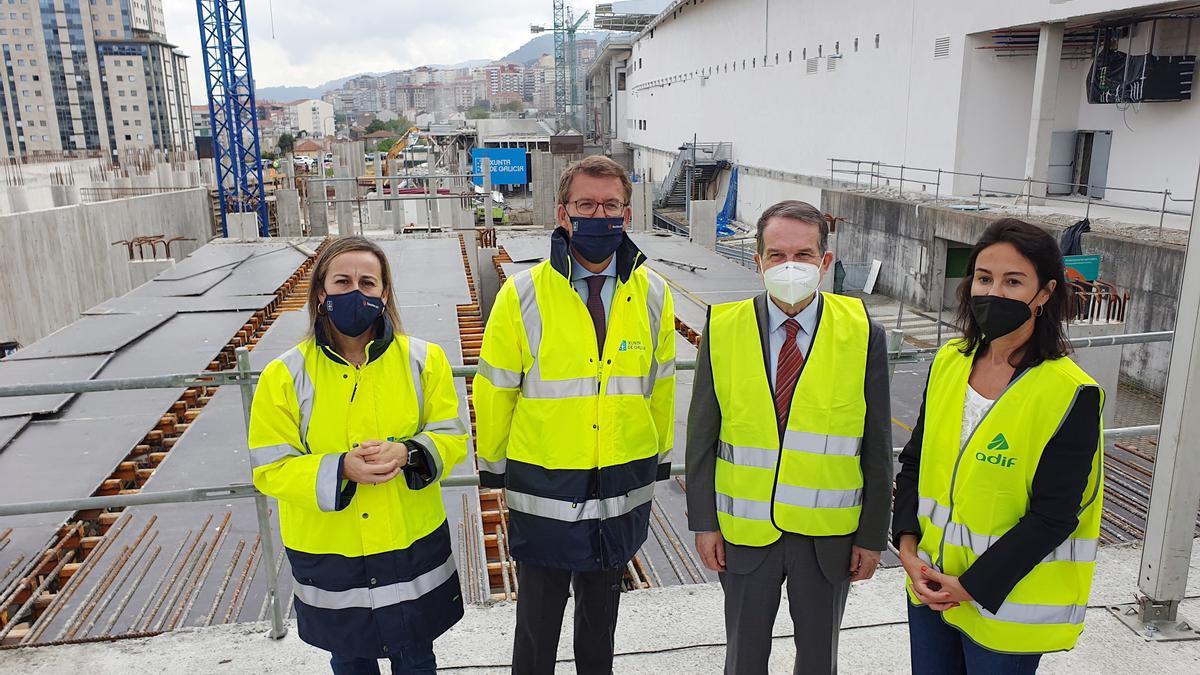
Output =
[{"x1": 685, "y1": 200, "x2": 893, "y2": 674}]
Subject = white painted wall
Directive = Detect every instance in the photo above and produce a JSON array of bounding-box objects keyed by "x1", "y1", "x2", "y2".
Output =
[{"x1": 624, "y1": 0, "x2": 1198, "y2": 211}]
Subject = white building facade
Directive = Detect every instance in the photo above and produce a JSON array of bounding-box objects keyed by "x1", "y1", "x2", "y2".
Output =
[
  {"x1": 285, "y1": 99, "x2": 335, "y2": 137},
  {"x1": 620, "y1": 0, "x2": 1200, "y2": 215}
]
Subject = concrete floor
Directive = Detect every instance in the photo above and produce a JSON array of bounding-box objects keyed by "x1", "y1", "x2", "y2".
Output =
[{"x1": 6, "y1": 538, "x2": 1200, "y2": 673}]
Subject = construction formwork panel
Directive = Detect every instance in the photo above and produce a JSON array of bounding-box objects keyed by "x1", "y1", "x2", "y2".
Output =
[
  {"x1": 3, "y1": 313, "x2": 175, "y2": 361},
  {"x1": 84, "y1": 295, "x2": 278, "y2": 317},
  {"x1": 0, "y1": 354, "x2": 111, "y2": 418}
]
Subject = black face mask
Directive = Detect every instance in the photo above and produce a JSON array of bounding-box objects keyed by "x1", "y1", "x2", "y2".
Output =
[
  {"x1": 324, "y1": 290, "x2": 385, "y2": 338},
  {"x1": 970, "y1": 295, "x2": 1034, "y2": 342},
  {"x1": 569, "y1": 216, "x2": 625, "y2": 264}
]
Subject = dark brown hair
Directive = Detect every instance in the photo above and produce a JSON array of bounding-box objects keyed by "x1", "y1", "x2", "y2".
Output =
[
  {"x1": 306, "y1": 236, "x2": 403, "y2": 339},
  {"x1": 955, "y1": 218, "x2": 1070, "y2": 368},
  {"x1": 756, "y1": 200, "x2": 829, "y2": 254},
  {"x1": 557, "y1": 155, "x2": 633, "y2": 205}
]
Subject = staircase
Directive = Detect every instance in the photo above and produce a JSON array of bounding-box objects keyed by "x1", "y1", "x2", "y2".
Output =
[{"x1": 655, "y1": 142, "x2": 732, "y2": 209}]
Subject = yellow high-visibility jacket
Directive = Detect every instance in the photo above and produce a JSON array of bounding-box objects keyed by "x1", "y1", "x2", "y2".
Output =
[
  {"x1": 909, "y1": 340, "x2": 1104, "y2": 654},
  {"x1": 473, "y1": 230, "x2": 675, "y2": 570},
  {"x1": 249, "y1": 319, "x2": 467, "y2": 658}
]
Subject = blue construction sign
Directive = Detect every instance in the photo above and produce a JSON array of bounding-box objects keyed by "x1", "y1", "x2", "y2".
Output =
[{"x1": 471, "y1": 148, "x2": 528, "y2": 186}]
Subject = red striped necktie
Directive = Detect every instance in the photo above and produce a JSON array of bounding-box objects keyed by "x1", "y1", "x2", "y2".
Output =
[{"x1": 775, "y1": 318, "x2": 804, "y2": 435}]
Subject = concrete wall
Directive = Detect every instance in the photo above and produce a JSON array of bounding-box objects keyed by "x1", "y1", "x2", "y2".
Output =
[
  {"x1": 823, "y1": 188, "x2": 1180, "y2": 392},
  {"x1": 0, "y1": 189, "x2": 212, "y2": 348}
]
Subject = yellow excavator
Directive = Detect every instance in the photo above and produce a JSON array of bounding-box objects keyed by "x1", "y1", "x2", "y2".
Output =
[{"x1": 384, "y1": 125, "x2": 424, "y2": 165}]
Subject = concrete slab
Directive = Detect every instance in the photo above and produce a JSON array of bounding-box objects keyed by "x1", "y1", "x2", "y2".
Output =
[
  {"x1": 496, "y1": 234, "x2": 548, "y2": 263},
  {"x1": 376, "y1": 237, "x2": 473, "y2": 307},
  {"x1": 0, "y1": 415, "x2": 29, "y2": 452},
  {"x1": 154, "y1": 247, "x2": 258, "y2": 281},
  {"x1": 3, "y1": 313, "x2": 174, "y2": 361},
  {"x1": 203, "y1": 248, "x2": 308, "y2": 297},
  {"x1": 8, "y1": 538, "x2": 1200, "y2": 673}
]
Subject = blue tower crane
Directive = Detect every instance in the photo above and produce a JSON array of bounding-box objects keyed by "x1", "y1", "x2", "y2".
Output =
[{"x1": 196, "y1": 0, "x2": 269, "y2": 237}]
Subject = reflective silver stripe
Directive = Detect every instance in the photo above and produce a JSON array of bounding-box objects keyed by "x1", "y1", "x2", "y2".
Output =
[
  {"x1": 279, "y1": 347, "x2": 314, "y2": 451},
  {"x1": 249, "y1": 443, "x2": 303, "y2": 468},
  {"x1": 654, "y1": 360, "x2": 676, "y2": 379},
  {"x1": 975, "y1": 600, "x2": 1089, "y2": 626},
  {"x1": 292, "y1": 554, "x2": 457, "y2": 610},
  {"x1": 942, "y1": 516, "x2": 1098, "y2": 564},
  {"x1": 408, "y1": 337, "x2": 428, "y2": 426},
  {"x1": 918, "y1": 497, "x2": 952, "y2": 530},
  {"x1": 782, "y1": 430, "x2": 862, "y2": 457},
  {"x1": 477, "y1": 358, "x2": 523, "y2": 389},
  {"x1": 646, "y1": 269, "x2": 667, "y2": 347},
  {"x1": 522, "y1": 376, "x2": 596, "y2": 399},
  {"x1": 477, "y1": 457, "x2": 507, "y2": 474},
  {"x1": 715, "y1": 492, "x2": 772, "y2": 520},
  {"x1": 505, "y1": 483, "x2": 655, "y2": 522},
  {"x1": 315, "y1": 453, "x2": 342, "y2": 512},
  {"x1": 774, "y1": 483, "x2": 862, "y2": 509},
  {"x1": 411, "y1": 433, "x2": 444, "y2": 482},
  {"x1": 717, "y1": 441, "x2": 778, "y2": 470},
  {"x1": 424, "y1": 416, "x2": 467, "y2": 436},
  {"x1": 606, "y1": 375, "x2": 648, "y2": 396},
  {"x1": 917, "y1": 549, "x2": 934, "y2": 567},
  {"x1": 512, "y1": 271, "x2": 542, "y2": 355}
]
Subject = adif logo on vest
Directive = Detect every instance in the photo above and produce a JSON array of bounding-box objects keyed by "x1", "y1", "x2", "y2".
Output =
[
  {"x1": 976, "y1": 433, "x2": 1017, "y2": 468},
  {"x1": 618, "y1": 339, "x2": 646, "y2": 352}
]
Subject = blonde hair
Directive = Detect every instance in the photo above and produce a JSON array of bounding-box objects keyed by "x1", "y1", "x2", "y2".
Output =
[
  {"x1": 306, "y1": 236, "x2": 403, "y2": 338},
  {"x1": 556, "y1": 155, "x2": 633, "y2": 206}
]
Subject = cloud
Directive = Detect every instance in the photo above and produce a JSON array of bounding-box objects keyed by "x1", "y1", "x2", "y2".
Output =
[{"x1": 162, "y1": 0, "x2": 573, "y2": 101}]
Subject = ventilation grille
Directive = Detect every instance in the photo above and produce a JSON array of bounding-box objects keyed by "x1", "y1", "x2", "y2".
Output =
[
  {"x1": 806, "y1": 58, "x2": 819, "y2": 74},
  {"x1": 827, "y1": 57, "x2": 837, "y2": 72},
  {"x1": 933, "y1": 36, "x2": 951, "y2": 59}
]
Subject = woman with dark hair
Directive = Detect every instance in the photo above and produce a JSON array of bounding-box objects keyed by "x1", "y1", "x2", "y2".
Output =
[
  {"x1": 893, "y1": 219, "x2": 1104, "y2": 673},
  {"x1": 248, "y1": 236, "x2": 467, "y2": 674}
]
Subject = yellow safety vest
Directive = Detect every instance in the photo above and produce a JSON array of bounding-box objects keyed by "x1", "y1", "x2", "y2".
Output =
[
  {"x1": 709, "y1": 293, "x2": 869, "y2": 545},
  {"x1": 249, "y1": 326, "x2": 468, "y2": 655},
  {"x1": 474, "y1": 236, "x2": 676, "y2": 570},
  {"x1": 908, "y1": 340, "x2": 1104, "y2": 654}
]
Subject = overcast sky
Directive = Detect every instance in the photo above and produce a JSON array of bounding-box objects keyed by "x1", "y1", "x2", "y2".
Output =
[{"x1": 162, "y1": 0, "x2": 576, "y2": 98}]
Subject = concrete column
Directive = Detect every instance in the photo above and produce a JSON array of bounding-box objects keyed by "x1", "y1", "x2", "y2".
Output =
[
  {"x1": 229, "y1": 212, "x2": 261, "y2": 240},
  {"x1": 50, "y1": 184, "x2": 79, "y2": 207},
  {"x1": 156, "y1": 164, "x2": 173, "y2": 188},
  {"x1": 689, "y1": 199, "x2": 719, "y2": 250},
  {"x1": 308, "y1": 183, "x2": 329, "y2": 236},
  {"x1": 629, "y1": 182, "x2": 652, "y2": 232},
  {"x1": 335, "y1": 167, "x2": 353, "y2": 234},
  {"x1": 367, "y1": 197, "x2": 384, "y2": 231},
  {"x1": 276, "y1": 188, "x2": 302, "y2": 237},
  {"x1": 1023, "y1": 22, "x2": 1065, "y2": 201},
  {"x1": 1065, "y1": 320, "x2": 1122, "y2": 424},
  {"x1": 5, "y1": 186, "x2": 29, "y2": 214},
  {"x1": 392, "y1": 195, "x2": 407, "y2": 234}
]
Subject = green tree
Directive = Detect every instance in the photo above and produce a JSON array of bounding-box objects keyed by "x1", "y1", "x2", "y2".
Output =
[
  {"x1": 276, "y1": 132, "x2": 295, "y2": 155},
  {"x1": 365, "y1": 119, "x2": 389, "y2": 134},
  {"x1": 466, "y1": 107, "x2": 490, "y2": 120},
  {"x1": 499, "y1": 101, "x2": 524, "y2": 112},
  {"x1": 377, "y1": 138, "x2": 397, "y2": 154},
  {"x1": 385, "y1": 117, "x2": 412, "y2": 133}
]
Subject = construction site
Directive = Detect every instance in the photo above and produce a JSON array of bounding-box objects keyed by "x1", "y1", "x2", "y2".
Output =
[{"x1": 3, "y1": 0, "x2": 1200, "y2": 673}]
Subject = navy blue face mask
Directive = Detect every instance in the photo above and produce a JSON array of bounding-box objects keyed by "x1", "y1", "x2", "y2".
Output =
[
  {"x1": 323, "y1": 290, "x2": 385, "y2": 338},
  {"x1": 569, "y1": 216, "x2": 625, "y2": 264}
]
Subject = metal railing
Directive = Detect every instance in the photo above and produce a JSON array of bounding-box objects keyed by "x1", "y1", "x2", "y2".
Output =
[
  {"x1": 0, "y1": 329, "x2": 1175, "y2": 640},
  {"x1": 828, "y1": 158, "x2": 1195, "y2": 239}
]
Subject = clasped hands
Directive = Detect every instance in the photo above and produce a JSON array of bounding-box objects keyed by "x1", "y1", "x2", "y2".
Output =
[
  {"x1": 898, "y1": 534, "x2": 973, "y2": 611},
  {"x1": 342, "y1": 439, "x2": 409, "y2": 484}
]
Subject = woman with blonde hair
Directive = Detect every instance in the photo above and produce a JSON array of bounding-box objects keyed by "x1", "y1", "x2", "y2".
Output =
[{"x1": 248, "y1": 235, "x2": 467, "y2": 674}]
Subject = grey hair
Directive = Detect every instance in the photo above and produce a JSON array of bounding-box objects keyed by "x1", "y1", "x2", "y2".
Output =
[{"x1": 755, "y1": 200, "x2": 828, "y2": 254}]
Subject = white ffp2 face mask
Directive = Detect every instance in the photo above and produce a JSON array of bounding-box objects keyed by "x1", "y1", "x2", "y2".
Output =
[{"x1": 762, "y1": 261, "x2": 821, "y2": 306}]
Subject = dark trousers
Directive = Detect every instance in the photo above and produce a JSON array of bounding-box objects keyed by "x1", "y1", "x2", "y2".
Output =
[
  {"x1": 329, "y1": 643, "x2": 436, "y2": 675},
  {"x1": 719, "y1": 534, "x2": 849, "y2": 675},
  {"x1": 512, "y1": 562, "x2": 624, "y2": 675},
  {"x1": 907, "y1": 601, "x2": 1042, "y2": 674}
]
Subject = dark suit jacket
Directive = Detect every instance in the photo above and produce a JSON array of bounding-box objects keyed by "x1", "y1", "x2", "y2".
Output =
[{"x1": 685, "y1": 292, "x2": 893, "y2": 584}]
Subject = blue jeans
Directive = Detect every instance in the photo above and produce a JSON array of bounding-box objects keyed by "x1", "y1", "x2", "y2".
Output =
[
  {"x1": 908, "y1": 600, "x2": 1042, "y2": 674},
  {"x1": 329, "y1": 644, "x2": 436, "y2": 675}
]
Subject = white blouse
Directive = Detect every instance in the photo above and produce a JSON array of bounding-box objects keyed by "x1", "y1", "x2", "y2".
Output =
[{"x1": 962, "y1": 384, "x2": 995, "y2": 448}]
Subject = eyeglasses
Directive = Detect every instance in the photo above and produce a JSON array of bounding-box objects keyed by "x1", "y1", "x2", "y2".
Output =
[{"x1": 567, "y1": 199, "x2": 628, "y2": 217}]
